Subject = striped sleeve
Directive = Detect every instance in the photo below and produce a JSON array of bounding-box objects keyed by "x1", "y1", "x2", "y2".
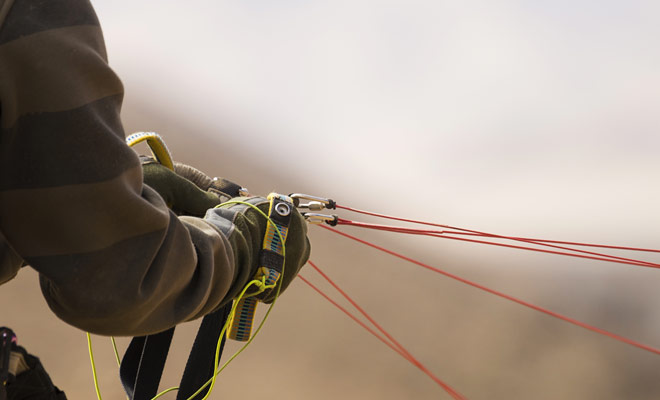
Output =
[{"x1": 0, "y1": 0, "x2": 242, "y2": 336}]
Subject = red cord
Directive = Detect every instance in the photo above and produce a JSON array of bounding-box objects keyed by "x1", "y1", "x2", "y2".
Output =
[
  {"x1": 442, "y1": 231, "x2": 660, "y2": 253},
  {"x1": 336, "y1": 218, "x2": 660, "y2": 269},
  {"x1": 336, "y1": 204, "x2": 660, "y2": 254},
  {"x1": 297, "y1": 275, "x2": 407, "y2": 357},
  {"x1": 306, "y1": 261, "x2": 467, "y2": 399},
  {"x1": 298, "y1": 272, "x2": 467, "y2": 400},
  {"x1": 319, "y1": 224, "x2": 660, "y2": 357}
]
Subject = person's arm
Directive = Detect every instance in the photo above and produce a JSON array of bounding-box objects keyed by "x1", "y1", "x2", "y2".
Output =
[{"x1": 0, "y1": 0, "x2": 309, "y2": 336}]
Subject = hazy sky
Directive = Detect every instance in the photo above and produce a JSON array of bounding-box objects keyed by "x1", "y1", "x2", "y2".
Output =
[{"x1": 94, "y1": 0, "x2": 660, "y2": 243}]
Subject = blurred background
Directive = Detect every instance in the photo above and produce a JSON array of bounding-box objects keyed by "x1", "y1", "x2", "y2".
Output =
[{"x1": 2, "y1": 0, "x2": 660, "y2": 398}]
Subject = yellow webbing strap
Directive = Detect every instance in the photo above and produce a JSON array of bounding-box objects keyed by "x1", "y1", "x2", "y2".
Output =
[
  {"x1": 228, "y1": 193, "x2": 292, "y2": 341},
  {"x1": 126, "y1": 132, "x2": 175, "y2": 171}
]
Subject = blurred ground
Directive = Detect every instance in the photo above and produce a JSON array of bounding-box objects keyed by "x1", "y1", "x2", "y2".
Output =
[{"x1": 2, "y1": 1, "x2": 660, "y2": 399}]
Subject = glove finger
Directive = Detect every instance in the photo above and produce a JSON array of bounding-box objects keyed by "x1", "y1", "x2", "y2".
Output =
[
  {"x1": 174, "y1": 162, "x2": 214, "y2": 191},
  {"x1": 175, "y1": 162, "x2": 246, "y2": 199},
  {"x1": 172, "y1": 176, "x2": 223, "y2": 216},
  {"x1": 143, "y1": 163, "x2": 222, "y2": 217}
]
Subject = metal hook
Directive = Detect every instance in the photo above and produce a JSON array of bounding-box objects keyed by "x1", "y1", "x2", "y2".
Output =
[
  {"x1": 302, "y1": 213, "x2": 338, "y2": 226},
  {"x1": 289, "y1": 194, "x2": 336, "y2": 210}
]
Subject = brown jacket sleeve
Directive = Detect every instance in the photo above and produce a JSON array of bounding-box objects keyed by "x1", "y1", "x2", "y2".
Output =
[{"x1": 0, "y1": 0, "x2": 248, "y2": 336}]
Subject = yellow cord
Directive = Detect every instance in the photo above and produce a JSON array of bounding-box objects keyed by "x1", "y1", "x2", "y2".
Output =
[
  {"x1": 86, "y1": 199, "x2": 287, "y2": 400},
  {"x1": 189, "y1": 199, "x2": 287, "y2": 400},
  {"x1": 87, "y1": 333, "x2": 103, "y2": 400},
  {"x1": 150, "y1": 386, "x2": 179, "y2": 399},
  {"x1": 111, "y1": 337, "x2": 132, "y2": 400},
  {"x1": 148, "y1": 277, "x2": 276, "y2": 400},
  {"x1": 110, "y1": 337, "x2": 121, "y2": 367}
]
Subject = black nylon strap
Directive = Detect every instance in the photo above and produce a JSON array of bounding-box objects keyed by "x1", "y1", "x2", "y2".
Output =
[
  {"x1": 120, "y1": 328, "x2": 175, "y2": 400},
  {"x1": 259, "y1": 249, "x2": 285, "y2": 273},
  {"x1": 120, "y1": 302, "x2": 232, "y2": 400},
  {"x1": 176, "y1": 303, "x2": 232, "y2": 400},
  {"x1": 209, "y1": 178, "x2": 243, "y2": 198}
]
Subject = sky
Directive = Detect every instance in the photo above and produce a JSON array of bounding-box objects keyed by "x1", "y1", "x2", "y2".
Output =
[{"x1": 93, "y1": 0, "x2": 660, "y2": 236}]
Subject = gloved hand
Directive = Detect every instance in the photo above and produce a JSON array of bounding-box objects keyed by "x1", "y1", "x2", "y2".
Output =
[
  {"x1": 206, "y1": 196, "x2": 310, "y2": 303},
  {"x1": 142, "y1": 160, "x2": 223, "y2": 217},
  {"x1": 174, "y1": 162, "x2": 247, "y2": 200}
]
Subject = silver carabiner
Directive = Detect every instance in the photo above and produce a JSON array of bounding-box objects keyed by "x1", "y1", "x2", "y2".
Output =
[
  {"x1": 302, "y1": 213, "x2": 338, "y2": 226},
  {"x1": 289, "y1": 194, "x2": 336, "y2": 210}
]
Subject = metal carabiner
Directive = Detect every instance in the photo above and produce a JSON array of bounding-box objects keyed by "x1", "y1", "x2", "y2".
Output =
[
  {"x1": 302, "y1": 212, "x2": 338, "y2": 226},
  {"x1": 289, "y1": 194, "x2": 336, "y2": 210}
]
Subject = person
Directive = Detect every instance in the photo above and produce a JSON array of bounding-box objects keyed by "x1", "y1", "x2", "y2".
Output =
[{"x1": 0, "y1": 0, "x2": 310, "y2": 397}]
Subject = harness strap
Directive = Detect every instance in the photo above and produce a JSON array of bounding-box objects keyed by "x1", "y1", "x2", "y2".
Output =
[
  {"x1": 119, "y1": 302, "x2": 233, "y2": 400},
  {"x1": 120, "y1": 328, "x2": 175, "y2": 400},
  {"x1": 175, "y1": 303, "x2": 232, "y2": 400},
  {"x1": 126, "y1": 132, "x2": 174, "y2": 171}
]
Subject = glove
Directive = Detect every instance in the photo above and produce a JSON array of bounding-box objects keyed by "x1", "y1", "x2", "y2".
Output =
[
  {"x1": 206, "y1": 196, "x2": 310, "y2": 303},
  {"x1": 142, "y1": 160, "x2": 223, "y2": 217},
  {"x1": 174, "y1": 162, "x2": 247, "y2": 200}
]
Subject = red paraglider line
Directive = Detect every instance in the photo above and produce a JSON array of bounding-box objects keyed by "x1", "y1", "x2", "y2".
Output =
[
  {"x1": 319, "y1": 224, "x2": 660, "y2": 357},
  {"x1": 298, "y1": 270, "x2": 467, "y2": 400},
  {"x1": 335, "y1": 218, "x2": 659, "y2": 269}
]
